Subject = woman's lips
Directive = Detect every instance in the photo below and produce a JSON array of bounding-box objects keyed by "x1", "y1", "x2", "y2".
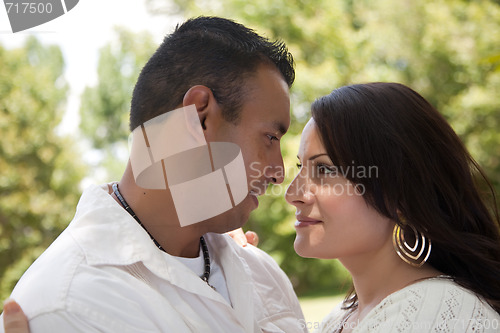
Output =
[{"x1": 294, "y1": 216, "x2": 322, "y2": 227}]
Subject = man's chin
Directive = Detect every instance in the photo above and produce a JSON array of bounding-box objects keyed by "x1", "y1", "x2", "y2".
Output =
[{"x1": 201, "y1": 196, "x2": 256, "y2": 233}]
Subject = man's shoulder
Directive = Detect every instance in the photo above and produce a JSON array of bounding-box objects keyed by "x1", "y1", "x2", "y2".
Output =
[
  {"x1": 239, "y1": 243, "x2": 283, "y2": 271},
  {"x1": 10, "y1": 230, "x2": 155, "y2": 325},
  {"x1": 10, "y1": 231, "x2": 85, "y2": 319},
  {"x1": 205, "y1": 233, "x2": 305, "y2": 331},
  {"x1": 208, "y1": 233, "x2": 294, "y2": 294},
  {"x1": 208, "y1": 233, "x2": 283, "y2": 272}
]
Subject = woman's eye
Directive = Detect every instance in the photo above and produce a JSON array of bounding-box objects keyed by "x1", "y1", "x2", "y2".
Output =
[
  {"x1": 296, "y1": 163, "x2": 302, "y2": 169},
  {"x1": 317, "y1": 164, "x2": 337, "y2": 175}
]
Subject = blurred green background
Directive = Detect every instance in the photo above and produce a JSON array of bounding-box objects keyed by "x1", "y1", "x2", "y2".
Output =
[{"x1": 1, "y1": 0, "x2": 500, "y2": 318}]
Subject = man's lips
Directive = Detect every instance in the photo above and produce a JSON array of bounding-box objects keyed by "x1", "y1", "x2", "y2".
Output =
[
  {"x1": 249, "y1": 183, "x2": 268, "y2": 197},
  {"x1": 248, "y1": 181, "x2": 271, "y2": 207},
  {"x1": 294, "y1": 216, "x2": 322, "y2": 227},
  {"x1": 249, "y1": 190, "x2": 259, "y2": 207}
]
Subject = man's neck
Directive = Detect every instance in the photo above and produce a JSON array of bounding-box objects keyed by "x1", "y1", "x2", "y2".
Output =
[{"x1": 113, "y1": 163, "x2": 204, "y2": 258}]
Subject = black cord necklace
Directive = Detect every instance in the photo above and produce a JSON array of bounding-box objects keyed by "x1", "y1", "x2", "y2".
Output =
[{"x1": 112, "y1": 183, "x2": 214, "y2": 290}]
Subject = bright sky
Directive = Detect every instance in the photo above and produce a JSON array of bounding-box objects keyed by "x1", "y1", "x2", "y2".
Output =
[{"x1": 0, "y1": 0, "x2": 180, "y2": 133}]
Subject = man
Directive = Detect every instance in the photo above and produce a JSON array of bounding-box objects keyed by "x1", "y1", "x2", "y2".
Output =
[{"x1": 1, "y1": 17, "x2": 305, "y2": 332}]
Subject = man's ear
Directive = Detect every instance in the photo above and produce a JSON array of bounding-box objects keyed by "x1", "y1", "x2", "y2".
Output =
[{"x1": 183, "y1": 85, "x2": 222, "y2": 138}]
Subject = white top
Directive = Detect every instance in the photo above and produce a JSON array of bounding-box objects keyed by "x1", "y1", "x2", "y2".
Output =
[
  {"x1": 318, "y1": 278, "x2": 500, "y2": 333},
  {"x1": 1, "y1": 184, "x2": 306, "y2": 333}
]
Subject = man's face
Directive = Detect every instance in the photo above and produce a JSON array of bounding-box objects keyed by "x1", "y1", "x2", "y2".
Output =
[{"x1": 207, "y1": 64, "x2": 291, "y2": 232}]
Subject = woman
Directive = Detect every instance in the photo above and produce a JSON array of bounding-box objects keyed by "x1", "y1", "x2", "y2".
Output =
[{"x1": 286, "y1": 82, "x2": 500, "y2": 332}]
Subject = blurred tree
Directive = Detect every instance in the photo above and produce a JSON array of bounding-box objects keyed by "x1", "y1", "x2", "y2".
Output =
[
  {"x1": 142, "y1": 0, "x2": 500, "y2": 295},
  {"x1": 0, "y1": 37, "x2": 85, "y2": 303},
  {"x1": 79, "y1": 27, "x2": 156, "y2": 181}
]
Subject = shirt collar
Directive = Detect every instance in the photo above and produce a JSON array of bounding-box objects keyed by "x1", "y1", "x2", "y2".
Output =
[{"x1": 68, "y1": 184, "x2": 244, "y2": 303}]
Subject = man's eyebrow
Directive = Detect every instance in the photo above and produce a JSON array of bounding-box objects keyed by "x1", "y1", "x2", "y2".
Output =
[{"x1": 272, "y1": 121, "x2": 288, "y2": 136}]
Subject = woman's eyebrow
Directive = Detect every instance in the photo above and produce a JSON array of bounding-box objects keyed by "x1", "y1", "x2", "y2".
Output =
[
  {"x1": 295, "y1": 153, "x2": 329, "y2": 161},
  {"x1": 308, "y1": 153, "x2": 328, "y2": 161}
]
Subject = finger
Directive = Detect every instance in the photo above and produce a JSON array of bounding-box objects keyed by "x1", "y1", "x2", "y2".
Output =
[
  {"x1": 3, "y1": 299, "x2": 29, "y2": 333},
  {"x1": 227, "y1": 228, "x2": 248, "y2": 247},
  {"x1": 245, "y1": 231, "x2": 259, "y2": 247}
]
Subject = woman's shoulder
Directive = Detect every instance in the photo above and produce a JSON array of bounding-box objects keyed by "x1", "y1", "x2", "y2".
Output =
[
  {"x1": 359, "y1": 277, "x2": 500, "y2": 332},
  {"x1": 318, "y1": 278, "x2": 500, "y2": 332},
  {"x1": 315, "y1": 301, "x2": 346, "y2": 333}
]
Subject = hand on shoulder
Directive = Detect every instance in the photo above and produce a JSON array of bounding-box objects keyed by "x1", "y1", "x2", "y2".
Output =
[
  {"x1": 227, "y1": 228, "x2": 259, "y2": 247},
  {"x1": 3, "y1": 299, "x2": 29, "y2": 333}
]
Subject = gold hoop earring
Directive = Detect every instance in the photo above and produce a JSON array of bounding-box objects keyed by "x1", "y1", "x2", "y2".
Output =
[{"x1": 392, "y1": 224, "x2": 432, "y2": 267}]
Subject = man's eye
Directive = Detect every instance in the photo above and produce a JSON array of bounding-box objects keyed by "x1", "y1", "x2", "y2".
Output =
[{"x1": 267, "y1": 134, "x2": 279, "y2": 142}]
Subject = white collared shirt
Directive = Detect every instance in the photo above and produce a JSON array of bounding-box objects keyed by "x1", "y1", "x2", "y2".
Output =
[
  {"x1": 174, "y1": 245, "x2": 232, "y2": 305},
  {"x1": 1, "y1": 184, "x2": 306, "y2": 333}
]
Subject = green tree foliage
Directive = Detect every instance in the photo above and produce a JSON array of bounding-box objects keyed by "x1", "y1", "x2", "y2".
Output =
[
  {"x1": 0, "y1": 38, "x2": 85, "y2": 302},
  {"x1": 79, "y1": 28, "x2": 156, "y2": 181}
]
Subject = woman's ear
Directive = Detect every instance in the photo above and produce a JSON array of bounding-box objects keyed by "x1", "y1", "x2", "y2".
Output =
[{"x1": 183, "y1": 85, "x2": 222, "y2": 138}]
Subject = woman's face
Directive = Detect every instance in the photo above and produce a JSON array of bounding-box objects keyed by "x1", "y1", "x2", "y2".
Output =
[{"x1": 285, "y1": 118, "x2": 393, "y2": 260}]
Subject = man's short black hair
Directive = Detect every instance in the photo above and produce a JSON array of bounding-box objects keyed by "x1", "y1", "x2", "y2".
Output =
[{"x1": 130, "y1": 16, "x2": 295, "y2": 130}]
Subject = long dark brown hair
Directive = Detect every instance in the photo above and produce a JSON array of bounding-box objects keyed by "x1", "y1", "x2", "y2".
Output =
[{"x1": 311, "y1": 82, "x2": 500, "y2": 313}]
